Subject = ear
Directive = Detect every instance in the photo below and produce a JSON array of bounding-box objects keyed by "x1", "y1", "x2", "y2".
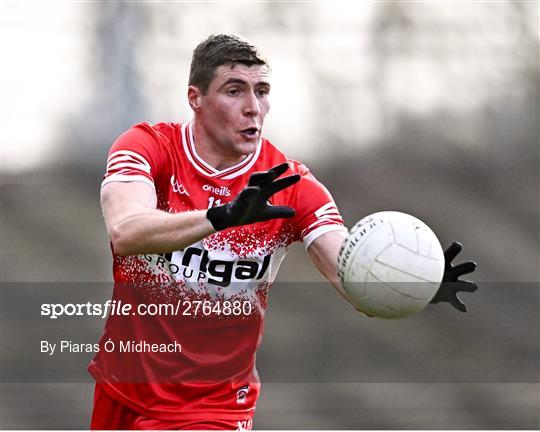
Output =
[{"x1": 187, "y1": 85, "x2": 203, "y2": 112}]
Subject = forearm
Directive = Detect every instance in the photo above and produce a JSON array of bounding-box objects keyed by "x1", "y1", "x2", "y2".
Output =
[
  {"x1": 307, "y1": 230, "x2": 352, "y2": 304},
  {"x1": 309, "y1": 246, "x2": 351, "y2": 303},
  {"x1": 109, "y1": 209, "x2": 215, "y2": 256}
]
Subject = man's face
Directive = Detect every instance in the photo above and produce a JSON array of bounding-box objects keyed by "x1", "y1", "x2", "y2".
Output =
[{"x1": 193, "y1": 63, "x2": 271, "y2": 158}]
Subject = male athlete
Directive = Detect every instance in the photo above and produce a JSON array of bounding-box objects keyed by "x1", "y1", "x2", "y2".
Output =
[{"x1": 89, "y1": 34, "x2": 477, "y2": 430}]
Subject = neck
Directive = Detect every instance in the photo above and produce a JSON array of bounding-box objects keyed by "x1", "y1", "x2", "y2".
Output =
[{"x1": 191, "y1": 121, "x2": 247, "y2": 171}]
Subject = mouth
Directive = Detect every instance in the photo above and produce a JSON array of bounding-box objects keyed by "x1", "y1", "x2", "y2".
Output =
[{"x1": 239, "y1": 127, "x2": 259, "y2": 140}]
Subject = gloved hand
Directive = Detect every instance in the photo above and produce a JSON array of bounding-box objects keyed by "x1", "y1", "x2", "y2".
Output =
[
  {"x1": 430, "y1": 242, "x2": 478, "y2": 312},
  {"x1": 206, "y1": 162, "x2": 301, "y2": 231}
]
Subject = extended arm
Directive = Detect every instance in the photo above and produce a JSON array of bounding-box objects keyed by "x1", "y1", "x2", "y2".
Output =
[
  {"x1": 309, "y1": 231, "x2": 478, "y2": 314},
  {"x1": 101, "y1": 181, "x2": 215, "y2": 256},
  {"x1": 102, "y1": 163, "x2": 300, "y2": 256}
]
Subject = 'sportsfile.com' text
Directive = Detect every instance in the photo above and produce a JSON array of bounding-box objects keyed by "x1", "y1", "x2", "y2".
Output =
[{"x1": 40, "y1": 299, "x2": 253, "y2": 319}]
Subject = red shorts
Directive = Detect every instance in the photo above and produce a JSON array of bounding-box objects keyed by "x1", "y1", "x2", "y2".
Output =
[{"x1": 90, "y1": 384, "x2": 253, "y2": 430}]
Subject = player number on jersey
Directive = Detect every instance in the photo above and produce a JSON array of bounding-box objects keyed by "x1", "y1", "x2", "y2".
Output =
[{"x1": 207, "y1": 196, "x2": 222, "y2": 209}]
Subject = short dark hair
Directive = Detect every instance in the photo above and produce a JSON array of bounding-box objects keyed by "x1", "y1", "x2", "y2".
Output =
[{"x1": 189, "y1": 34, "x2": 269, "y2": 94}]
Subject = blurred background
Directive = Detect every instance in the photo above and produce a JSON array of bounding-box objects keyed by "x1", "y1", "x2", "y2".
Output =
[{"x1": 1, "y1": 0, "x2": 538, "y2": 429}]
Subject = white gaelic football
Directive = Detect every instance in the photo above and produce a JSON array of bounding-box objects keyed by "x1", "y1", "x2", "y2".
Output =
[{"x1": 338, "y1": 211, "x2": 445, "y2": 319}]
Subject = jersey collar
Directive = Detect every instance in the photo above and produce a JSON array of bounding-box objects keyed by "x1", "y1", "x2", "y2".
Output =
[{"x1": 181, "y1": 122, "x2": 262, "y2": 180}]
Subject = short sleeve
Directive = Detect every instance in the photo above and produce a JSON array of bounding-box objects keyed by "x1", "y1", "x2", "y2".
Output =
[
  {"x1": 290, "y1": 163, "x2": 348, "y2": 248},
  {"x1": 102, "y1": 123, "x2": 164, "y2": 189}
]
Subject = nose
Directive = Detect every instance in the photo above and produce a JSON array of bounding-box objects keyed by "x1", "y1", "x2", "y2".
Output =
[{"x1": 243, "y1": 91, "x2": 260, "y2": 117}]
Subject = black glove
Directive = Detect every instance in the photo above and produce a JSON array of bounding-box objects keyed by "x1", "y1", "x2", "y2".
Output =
[
  {"x1": 430, "y1": 242, "x2": 478, "y2": 312},
  {"x1": 206, "y1": 162, "x2": 301, "y2": 231}
]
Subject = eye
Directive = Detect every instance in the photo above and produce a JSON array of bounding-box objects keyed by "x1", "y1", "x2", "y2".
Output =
[
  {"x1": 227, "y1": 88, "x2": 240, "y2": 96},
  {"x1": 257, "y1": 88, "x2": 270, "y2": 96}
]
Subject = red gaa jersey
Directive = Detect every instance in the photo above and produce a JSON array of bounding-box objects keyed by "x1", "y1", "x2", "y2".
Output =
[{"x1": 89, "y1": 122, "x2": 346, "y2": 420}]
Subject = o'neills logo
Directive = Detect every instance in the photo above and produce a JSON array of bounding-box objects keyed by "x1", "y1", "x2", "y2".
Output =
[
  {"x1": 203, "y1": 184, "x2": 231, "y2": 196},
  {"x1": 171, "y1": 175, "x2": 189, "y2": 196}
]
